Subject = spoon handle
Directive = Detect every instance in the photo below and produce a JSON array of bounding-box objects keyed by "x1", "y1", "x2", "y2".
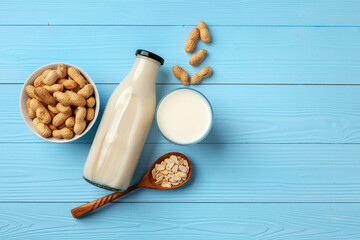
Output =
[{"x1": 71, "y1": 185, "x2": 139, "y2": 218}]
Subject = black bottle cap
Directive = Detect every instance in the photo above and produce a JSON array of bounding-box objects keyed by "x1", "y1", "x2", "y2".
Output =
[{"x1": 135, "y1": 49, "x2": 164, "y2": 65}]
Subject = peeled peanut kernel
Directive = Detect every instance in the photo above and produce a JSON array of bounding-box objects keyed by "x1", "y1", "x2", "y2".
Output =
[
  {"x1": 29, "y1": 99, "x2": 51, "y2": 124},
  {"x1": 68, "y1": 68, "x2": 87, "y2": 88},
  {"x1": 191, "y1": 66, "x2": 212, "y2": 85},
  {"x1": 44, "y1": 84, "x2": 64, "y2": 93},
  {"x1": 43, "y1": 64, "x2": 67, "y2": 85},
  {"x1": 198, "y1": 21, "x2": 211, "y2": 43},
  {"x1": 86, "y1": 107, "x2": 95, "y2": 121},
  {"x1": 33, "y1": 118, "x2": 51, "y2": 138},
  {"x1": 86, "y1": 96, "x2": 96, "y2": 108},
  {"x1": 34, "y1": 87, "x2": 57, "y2": 106},
  {"x1": 152, "y1": 154, "x2": 188, "y2": 187},
  {"x1": 26, "y1": 98, "x2": 36, "y2": 119},
  {"x1": 34, "y1": 69, "x2": 51, "y2": 87},
  {"x1": 53, "y1": 127, "x2": 74, "y2": 139},
  {"x1": 189, "y1": 49, "x2": 207, "y2": 66},
  {"x1": 53, "y1": 91, "x2": 71, "y2": 106},
  {"x1": 172, "y1": 66, "x2": 189, "y2": 86},
  {"x1": 184, "y1": 28, "x2": 200, "y2": 53},
  {"x1": 74, "y1": 107, "x2": 87, "y2": 135},
  {"x1": 77, "y1": 84, "x2": 94, "y2": 99}
]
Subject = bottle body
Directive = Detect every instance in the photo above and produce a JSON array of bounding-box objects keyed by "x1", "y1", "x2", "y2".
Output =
[{"x1": 83, "y1": 55, "x2": 160, "y2": 191}]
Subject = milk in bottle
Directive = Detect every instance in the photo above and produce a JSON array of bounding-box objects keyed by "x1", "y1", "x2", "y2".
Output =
[{"x1": 83, "y1": 50, "x2": 164, "y2": 191}]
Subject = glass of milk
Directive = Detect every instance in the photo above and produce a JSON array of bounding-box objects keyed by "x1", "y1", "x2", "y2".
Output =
[{"x1": 156, "y1": 88, "x2": 213, "y2": 145}]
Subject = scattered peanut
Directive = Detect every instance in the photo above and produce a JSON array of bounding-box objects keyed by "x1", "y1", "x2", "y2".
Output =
[
  {"x1": 53, "y1": 127, "x2": 74, "y2": 139},
  {"x1": 33, "y1": 118, "x2": 52, "y2": 138},
  {"x1": 77, "y1": 84, "x2": 94, "y2": 99},
  {"x1": 34, "y1": 87, "x2": 57, "y2": 106},
  {"x1": 189, "y1": 49, "x2": 207, "y2": 66},
  {"x1": 43, "y1": 64, "x2": 67, "y2": 85},
  {"x1": 198, "y1": 21, "x2": 211, "y2": 43},
  {"x1": 172, "y1": 65, "x2": 189, "y2": 86},
  {"x1": 43, "y1": 84, "x2": 64, "y2": 93},
  {"x1": 25, "y1": 64, "x2": 96, "y2": 139},
  {"x1": 74, "y1": 107, "x2": 87, "y2": 135},
  {"x1": 86, "y1": 107, "x2": 95, "y2": 121},
  {"x1": 29, "y1": 99, "x2": 51, "y2": 124},
  {"x1": 26, "y1": 98, "x2": 36, "y2": 119},
  {"x1": 184, "y1": 28, "x2": 200, "y2": 53},
  {"x1": 191, "y1": 66, "x2": 212, "y2": 84},
  {"x1": 175, "y1": 21, "x2": 213, "y2": 85},
  {"x1": 68, "y1": 67, "x2": 87, "y2": 88}
]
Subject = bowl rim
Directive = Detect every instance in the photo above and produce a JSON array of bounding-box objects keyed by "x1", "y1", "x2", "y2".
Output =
[{"x1": 20, "y1": 62, "x2": 100, "y2": 143}]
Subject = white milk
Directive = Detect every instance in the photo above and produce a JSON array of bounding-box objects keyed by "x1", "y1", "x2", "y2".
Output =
[
  {"x1": 156, "y1": 88, "x2": 212, "y2": 144},
  {"x1": 83, "y1": 51, "x2": 163, "y2": 191}
]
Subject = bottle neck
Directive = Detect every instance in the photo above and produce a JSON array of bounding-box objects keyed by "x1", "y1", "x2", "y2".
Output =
[{"x1": 126, "y1": 55, "x2": 161, "y2": 86}]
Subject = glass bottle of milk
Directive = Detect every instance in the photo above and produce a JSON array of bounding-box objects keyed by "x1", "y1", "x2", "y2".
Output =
[{"x1": 83, "y1": 50, "x2": 164, "y2": 191}]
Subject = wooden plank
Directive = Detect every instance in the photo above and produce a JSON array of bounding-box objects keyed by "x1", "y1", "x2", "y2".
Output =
[
  {"x1": 1, "y1": 26, "x2": 360, "y2": 84},
  {"x1": 1, "y1": 0, "x2": 360, "y2": 26},
  {"x1": 0, "y1": 203, "x2": 360, "y2": 239},
  {"x1": 1, "y1": 143, "x2": 360, "y2": 202},
  {"x1": 3, "y1": 84, "x2": 360, "y2": 144}
]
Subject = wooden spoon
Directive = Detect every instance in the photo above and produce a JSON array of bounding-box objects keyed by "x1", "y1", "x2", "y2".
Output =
[{"x1": 71, "y1": 152, "x2": 192, "y2": 218}]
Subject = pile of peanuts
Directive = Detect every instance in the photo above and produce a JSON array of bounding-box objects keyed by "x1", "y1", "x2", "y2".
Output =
[
  {"x1": 25, "y1": 64, "x2": 96, "y2": 139},
  {"x1": 172, "y1": 21, "x2": 212, "y2": 86}
]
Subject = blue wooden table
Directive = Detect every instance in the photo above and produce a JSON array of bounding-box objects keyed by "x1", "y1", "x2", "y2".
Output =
[{"x1": 1, "y1": 1, "x2": 360, "y2": 239}]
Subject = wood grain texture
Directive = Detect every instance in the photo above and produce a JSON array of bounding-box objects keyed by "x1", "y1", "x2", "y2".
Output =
[
  {"x1": 1, "y1": 26, "x2": 360, "y2": 84},
  {"x1": 1, "y1": 203, "x2": 360, "y2": 239},
  {"x1": 1, "y1": 0, "x2": 360, "y2": 26},
  {"x1": 3, "y1": 84, "x2": 360, "y2": 144},
  {"x1": 1, "y1": 143, "x2": 360, "y2": 202},
  {"x1": 2, "y1": 1, "x2": 360, "y2": 237}
]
